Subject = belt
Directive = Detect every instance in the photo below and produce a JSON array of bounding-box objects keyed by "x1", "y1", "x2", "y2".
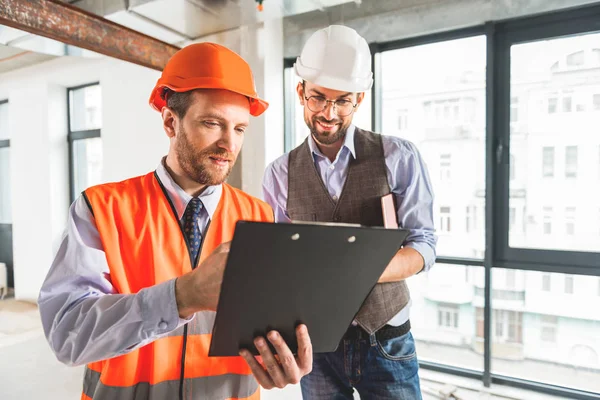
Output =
[{"x1": 343, "y1": 320, "x2": 411, "y2": 341}]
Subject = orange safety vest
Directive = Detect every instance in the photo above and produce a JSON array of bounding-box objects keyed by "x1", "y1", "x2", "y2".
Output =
[{"x1": 81, "y1": 171, "x2": 274, "y2": 400}]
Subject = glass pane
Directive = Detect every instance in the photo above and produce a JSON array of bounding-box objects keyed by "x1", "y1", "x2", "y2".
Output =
[
  {"x1": 410, "y1": 263, "x2": 483, "y2": 371},
  {"x1": 72, "y1": 138, "x2": 103, "y2": 199},
  {"x1": 381, "y1": 36, "x2": 487, "y2": 259},
  {"x1": 0, "y1": 101, "x2": 8, "y2": 140},
  {"x1": 0, "y1": 147, "x2": 11, "y2": 223},
  {"x1": 509, "y1": 32, "x2": 600, "y2": 253},
  {"x1": 289, "y1": 67, "x2": 372, "y2": 151},
  {"x1": 69, "y1": 84, "x2": 102, "y2": 131},
  {"x1": 491, "y1": 268, "x2": 600, "y2": 393}
]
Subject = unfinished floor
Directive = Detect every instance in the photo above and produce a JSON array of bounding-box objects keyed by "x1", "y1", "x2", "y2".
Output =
[{"x1": 0, "y1": 297, "x2": 568, "y2": 400}]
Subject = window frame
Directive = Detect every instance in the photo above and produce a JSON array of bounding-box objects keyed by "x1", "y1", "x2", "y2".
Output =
[{"x1": 67, "y1": 82, "x2": 101, "y2": 203}]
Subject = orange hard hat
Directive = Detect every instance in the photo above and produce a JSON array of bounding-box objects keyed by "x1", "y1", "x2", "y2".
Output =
[{"x1": 149, "y1": 42, "x2": 269, "y2": 117}]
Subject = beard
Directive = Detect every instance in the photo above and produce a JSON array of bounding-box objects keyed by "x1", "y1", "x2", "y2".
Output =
[
  {"x1": 174, "y1": 125, "x2": 234, "y2": 186},
  {"x1": 306, "y1": 115, "x2": 350, "y2": 145}
]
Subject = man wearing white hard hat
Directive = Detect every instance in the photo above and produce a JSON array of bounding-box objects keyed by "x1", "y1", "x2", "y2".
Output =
[{"x1": 262, "y1": 25, "x2": 437, "y2": 399}]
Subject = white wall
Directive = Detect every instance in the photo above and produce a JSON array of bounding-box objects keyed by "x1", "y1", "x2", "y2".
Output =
[{"x1": 0, "y1": 55, "x2": 164, "y2": 301}]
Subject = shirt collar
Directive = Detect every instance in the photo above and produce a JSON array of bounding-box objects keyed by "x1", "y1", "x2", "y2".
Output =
[
  {"x1": 307, "y1": 124, "x2": 357, "y2": 160},
  {"x1": 155, "y1": 157, "x2": 222, "y2": 220}
]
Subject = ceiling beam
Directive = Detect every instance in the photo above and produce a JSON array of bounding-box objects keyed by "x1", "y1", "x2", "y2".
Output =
[{"x1": 0, "y1": 0, "x2": 179, "y2": 71}]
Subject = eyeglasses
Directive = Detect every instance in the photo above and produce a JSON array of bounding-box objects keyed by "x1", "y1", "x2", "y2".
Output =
[{"x1": 304, "y1": 95, "x2": 357, "y2": 117}]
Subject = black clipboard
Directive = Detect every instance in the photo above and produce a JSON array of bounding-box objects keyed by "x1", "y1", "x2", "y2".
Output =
[{"x1": 208, "y1": 220, "x2": 410, "y2": 357}]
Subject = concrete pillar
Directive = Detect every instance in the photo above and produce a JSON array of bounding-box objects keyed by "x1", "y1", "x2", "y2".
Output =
[
  {"x1": 9, "y1": 83, "x2": 69, "y2": 301},
  {"x1": 240, "y1": 18, "x2": 284, "y2": 198}
]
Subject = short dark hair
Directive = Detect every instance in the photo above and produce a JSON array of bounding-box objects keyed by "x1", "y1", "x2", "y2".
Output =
[{"x1": 161, "y1": 88, "x2": 196, "y2": 118}]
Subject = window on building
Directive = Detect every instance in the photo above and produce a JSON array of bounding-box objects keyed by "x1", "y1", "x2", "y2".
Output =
[
  {"x1": 594, "y1": 94, "x2": 600, "y2": 111},
  {"x1": 548, "y1": 97, "x2": 558, "y2": 113},
  {"x1": 565, "y1": 146, "x2": 578, "y2": 178},
  {"x1": 562, "y1": 96, "x2": 573, "y2": 112},
  {"x1": 543, "y1": 207, "x2": 553, "y2": 235},
  {"x1": 493, "y1": 310, "x2": 523, "y2": 344},
  {"x1": 440, "y1": 153, "x2": 451, "y2": 181},
  {"x1": 510, "y1": 154, "x2": 516, "y2": 180},
  {"x1": 565, "y1": 207, "x2": 576, "y2": 235},
  {"x1": 565, "y1": 275, "x2": 574, "y2": 294},
  {"x1": 542, "y1": 147, "x2": 554, "y2": 177},
  {"x1": 509, "y1": 207, "x2": 516, "y2": 232},
  {"x1": 68, "y1": 84, "x2": 103, "y2": 202},
  {"x1": 466, "y1": 205, "x2": 477, "y2": 233},
  {"x1": 440, "y1": 206, "x2": 451, "y2": 232},
  {"x1": 542, "y1": 273, "x2": 551, "y2": 291},
  {"x1": 510, "y1": 96, "x2": 519, "y2": 122},
  {"x1": 541, "y1": 315, "x2": 558, "y2": 342},
  {"x1": 438, "y1": 304, "x2": 459, "y2": 329}
]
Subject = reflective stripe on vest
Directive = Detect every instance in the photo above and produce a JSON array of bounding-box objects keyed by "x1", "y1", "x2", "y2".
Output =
[
  {"x1": 83, "y1": 367, "x2": 259, "y2": 400},
  {"x1": 82, "y1": 172, "x2": 274, "y2": 400}
]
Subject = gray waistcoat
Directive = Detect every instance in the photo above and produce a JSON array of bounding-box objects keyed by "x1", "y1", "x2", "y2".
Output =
[{"x1": 287, "y1": 127, "x2": 410, "y2": 334}]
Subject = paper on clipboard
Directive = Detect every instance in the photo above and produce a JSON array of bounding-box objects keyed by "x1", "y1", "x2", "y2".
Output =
[{"x1": 381, "y1": 193, "x2": 398, "y2": 229}]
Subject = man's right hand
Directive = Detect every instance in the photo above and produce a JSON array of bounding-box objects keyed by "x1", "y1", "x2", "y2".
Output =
[{"x1": 175, "y1": 241, "x2": 231, "y2": 318}]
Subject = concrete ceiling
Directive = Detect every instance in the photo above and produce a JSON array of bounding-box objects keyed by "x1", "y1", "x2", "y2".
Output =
[
  {"x1": 0, "y1": 44, "x2": 57, "y2": 74},
  {"x1": 0, "y1": 0, "x2": 358, "y2": 71}
]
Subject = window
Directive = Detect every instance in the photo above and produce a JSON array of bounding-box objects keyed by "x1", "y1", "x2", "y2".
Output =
[
  {"x1": 68, "y1": 84, "x2": 103, "y2": 202},
  {"x1": 466, "y1": 205, "x2": 477, "y2": 233},
  {"x1": 0, "y1": 100, "x2": 10, "y2": 224},
  {"x1": 397, "y1": 109, "x2": 408, "y2": 130},
  {"x1": 594, "y1": 93, "x2": 600, "y2": 111},
  {"x1": 509, "y1": 154, "x2": 516, "y2": 180},
  {"x1": 440, "y1": 153, "x2": 451, "y2": 180},
  {"x1": 541, "y1": 315, "x2": 558, "y2": 342},
  {"x1": 542, "y1": 147, "x2": 554, "y2": 177},
  {"x1": 476, "y1": 307, "x2": 484, "y2": 339},
  {"x1": 548, "y1": 97, "x2": 558, "y2": 113},
  {"x1": 381, "y1": 35, "x2": 486, "y2": 259},
  {"x1": 565, "y1": 207, "x2": 576, "y2": 235},
  {"x1": 440, "y1": 206, "x2": 451, "y2": 232},
  {"x1": 565, "y1": 275, "x2": 574, "y2": 294},
  {"x1": 562, "y1": 96, "x2": 573, "y2": 112},
  {"x1": 437, "y1": 304, "x2": 459, "y2": 329},
  {"x1": 542, "y1": 273, "x2": 551, "y2": 291},
  {"x1": 510, "y1": 96, "x2": 519, "y2": 122},
  {"x1": 565, "y1": 146, "x2": 578, "y2": 178},
  {"x1": 493, "y1": 309, "x2": 523, "y2": 344},
  {"x1": 509, "y1": 207, "x2": 516, "y2": 232},
  {"x1": 543, "y1": 207, "x2": 553, "y2": 235}
]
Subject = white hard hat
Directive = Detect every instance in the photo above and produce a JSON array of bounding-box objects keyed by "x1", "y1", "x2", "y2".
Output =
[{"x1": 294, "y1": 25, "x2": 373, "y2": 93}]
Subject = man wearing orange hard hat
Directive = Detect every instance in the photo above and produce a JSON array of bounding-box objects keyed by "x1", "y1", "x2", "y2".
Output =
[{"x1": 39, "y1": 42, "x2": 313, "y2": 400}]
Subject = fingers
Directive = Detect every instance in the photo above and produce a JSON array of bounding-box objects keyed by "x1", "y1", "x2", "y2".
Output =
[
  {"x1": 240, "y1": 327, "x2": 313, "y2": 390},
  {"x1": 239, "y1": 348, "x2": 275, "y2": 389},
  {"x1": 295, "y1": 324, "x2": 313, "y2": 373},
  {"x1": 255, "y1": 336, "x2": 289, "y2": 388},
  {"x1": 266, "y1": 331, "x2": 302, "y2": 385}
]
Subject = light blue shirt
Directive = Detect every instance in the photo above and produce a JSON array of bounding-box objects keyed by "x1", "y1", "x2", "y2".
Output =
[
  {"x1": 262, "y1": 125, "x2": 437, "y2": 326},
  {"x1": 38, "y1": 158, "x2": 221, "y2": 366}
]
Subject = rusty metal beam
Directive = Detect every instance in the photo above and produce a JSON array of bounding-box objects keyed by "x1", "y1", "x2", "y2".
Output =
[{"x1": 0, "y1": 0, "x2": 180, "y2": 71}]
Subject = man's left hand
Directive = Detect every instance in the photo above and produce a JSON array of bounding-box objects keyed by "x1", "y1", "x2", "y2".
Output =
[{"x1": 239, "y1": 324, "x2": 313, "y2": 389}]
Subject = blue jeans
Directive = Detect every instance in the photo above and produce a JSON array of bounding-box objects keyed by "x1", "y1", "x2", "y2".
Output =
[{"x1": 300, "y1": 325, "x2": 422, "y2": 400}]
